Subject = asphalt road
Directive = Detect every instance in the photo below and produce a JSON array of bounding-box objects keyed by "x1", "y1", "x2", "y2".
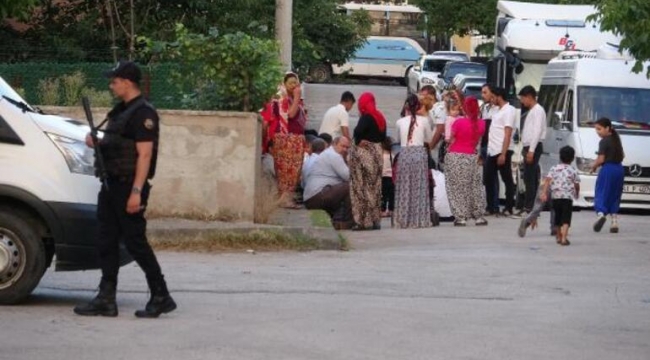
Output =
[
  {"x1": 303, "y1": 83, "x2": 407, "y2": 139},
  {"x1": 2, "y1": 211, "x2": 649, "y2": 360}
]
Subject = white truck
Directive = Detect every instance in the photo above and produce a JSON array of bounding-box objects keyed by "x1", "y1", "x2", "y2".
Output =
[
  {"x1": 491, "y1": 0, "x2": 619, "y2": 97},
  {"x1": 539, "y1": 45, "x2": 650, "y2": 209},
  {"x1": 0, "y1": 77, "x2": 130, "y2": 304}
]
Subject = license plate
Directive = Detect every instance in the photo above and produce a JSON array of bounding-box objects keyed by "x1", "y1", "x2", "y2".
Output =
[{"x1": 623, "y1": 184, "x2": 650, "y2": 194}]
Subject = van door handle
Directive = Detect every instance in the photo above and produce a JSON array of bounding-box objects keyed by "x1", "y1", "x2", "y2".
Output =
[{"x1": 555, "y1": 137, "x2": 563, "y2": 141}]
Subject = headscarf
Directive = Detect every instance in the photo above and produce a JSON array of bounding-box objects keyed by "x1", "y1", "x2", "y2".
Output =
[{"x1": 358, "y1": 92, "x2": 386, "y2": 132}]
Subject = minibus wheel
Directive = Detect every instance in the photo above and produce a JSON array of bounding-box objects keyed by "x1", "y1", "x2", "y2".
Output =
[{"x1": 0, "y1": 209, "x2": 46, "y2": 305}]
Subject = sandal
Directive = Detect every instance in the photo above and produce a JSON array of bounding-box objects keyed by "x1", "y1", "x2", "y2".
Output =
[
  {"x1": 561, "y1": 239, "x2": 571, "y2": 246},
  {"x1": 475, "y1": 218, "x2": 488, "y2": 226}
]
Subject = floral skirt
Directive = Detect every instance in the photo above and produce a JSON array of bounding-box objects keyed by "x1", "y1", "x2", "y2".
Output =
[
  {"x1": 272, "y1": 133, "x2": 304, "y2": 194},
  {"x1": 349, "y1": 142, "x2": 383, "y2": 228},
  {"x1": 394, "y1": 146, "x2": 432, "y2": 228},
  {"x1": 445, "y1": 152, "x2": 486, "y2": 220}
]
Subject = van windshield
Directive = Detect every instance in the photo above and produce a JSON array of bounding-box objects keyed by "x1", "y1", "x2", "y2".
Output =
[
  {"x1": 578, "y1": 86, "x2": 650, "y2": 130},
  {"x1": 0, "y1": 77, "x2": 35, "y2": 113}
]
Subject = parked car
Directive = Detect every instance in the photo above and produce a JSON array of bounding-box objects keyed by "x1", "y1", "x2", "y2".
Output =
[
  {"x1": 0, "y1": 77, "x2": 131, "y2": 304},
  {"x1": 452, "y1": 74, "x2": 487, "y2": 89},
  {"x1": 308, "y1": 36, "x2": 425, "y2": 83},
  {"x1": 406, "y1": 51, "x2": 469, "y2": 95},
  {"x1": 437, "y1": 62, "x2": 487, "y2": 91}
]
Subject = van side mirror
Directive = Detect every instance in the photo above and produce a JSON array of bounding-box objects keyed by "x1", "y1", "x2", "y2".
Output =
[
  {"x1": 437, "y1": 74, "x2": 443, "y2": 78},
  {"x1": 553, "y1": 111, "x2": 572, "y2": 131},
  {"x1": 413, "y1": 65, "x2": 421, "y2": 72}
]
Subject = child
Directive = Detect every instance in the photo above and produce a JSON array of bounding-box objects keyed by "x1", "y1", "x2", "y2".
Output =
[
  {"x1": 540, "y1": 146, "x2": 580, "y2": 246},
  {"x1": 590, "y1": 117, "x2": 625, "y2": 233},
  {"x1": 517, "y1": 184, "x2": 556, "y2": 238},
  {"x1": 381, "y1": 136, "x2": 395, "y2": 217}
]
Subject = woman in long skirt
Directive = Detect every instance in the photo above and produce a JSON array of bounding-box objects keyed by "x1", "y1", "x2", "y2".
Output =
[
  {"x1": 445, "y1": 96, "x2": 488, "y2": 226},
  {"x1": 350, "y1": 92, "x2": 387, "y2": 230},
  {"x1": 590, "y1": 117, "x2": 625, "y2": 233},
  {"x1": 394, "y1": 94, "x2": 433, "y2": 228},
  {"x1": 271, "y1": 72, "x2": 307, "y2": 209}
]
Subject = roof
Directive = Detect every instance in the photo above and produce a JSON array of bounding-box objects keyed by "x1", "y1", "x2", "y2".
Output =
[
  {"x1": 497, "y1": 1, "x2": 596, "y2": 20},
  {"x1": 339, "y1": 2, "x2": 423, "y2": 14}
]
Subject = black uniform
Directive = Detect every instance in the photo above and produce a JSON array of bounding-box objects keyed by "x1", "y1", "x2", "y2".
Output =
[{"x1": 96, "y1": 95, "x2": 163, "y2": 287}]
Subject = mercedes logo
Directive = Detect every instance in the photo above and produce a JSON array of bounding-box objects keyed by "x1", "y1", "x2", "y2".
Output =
[{"x1": 629, "y1": 164, "x2": 643, "y2": 178}]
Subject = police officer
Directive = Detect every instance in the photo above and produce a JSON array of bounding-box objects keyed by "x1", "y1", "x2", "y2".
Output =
[{"x1": 74, "y1": 61, "x2": 176, "y2": 318}]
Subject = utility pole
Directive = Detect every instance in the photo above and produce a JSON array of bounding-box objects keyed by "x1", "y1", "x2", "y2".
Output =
[{"x1": 275, "y1": 0, "x2": 293, "y2": 72}]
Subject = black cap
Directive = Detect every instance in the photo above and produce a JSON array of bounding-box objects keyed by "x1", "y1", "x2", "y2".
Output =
[{"x1": 103, "y1": 61, "x2": 142, "y2": 84}]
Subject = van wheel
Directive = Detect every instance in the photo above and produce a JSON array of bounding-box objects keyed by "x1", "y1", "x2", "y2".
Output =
[
  {"x1": 309, "y1": 64, "x2": 332, "y2": 83},
  {"x1": 0, "y1": 209, "x2": 46, "y2": 305}
]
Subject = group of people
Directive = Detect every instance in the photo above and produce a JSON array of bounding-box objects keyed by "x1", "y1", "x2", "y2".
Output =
[{"x1": 261, "y1": 72, "x2": 626, "y2": 240}]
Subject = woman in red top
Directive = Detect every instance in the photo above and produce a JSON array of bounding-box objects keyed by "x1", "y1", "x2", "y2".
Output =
[
  {"x1": 445, "y1": 96, "x2": 488, "y2": 226},
  {"x1": 271, "y1": 72, "x2": 307, "y2": 208}
]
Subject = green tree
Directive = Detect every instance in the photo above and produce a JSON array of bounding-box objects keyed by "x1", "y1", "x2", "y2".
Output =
[
  {"x1": 589, "y1": 0, "x2": 650, "y2": 77},
  {"x1": 0, "y1": 0, "x2": 39, "y2": 18},
  {"x1": 412, "y1": 0, "x2": 599, "y2": 39},
  {"x1": 155, "y1": 24, "x2": 283, "y2": 111},
  {"x1": 3, "y1": 0, "x2": 370, "y2": 75}
]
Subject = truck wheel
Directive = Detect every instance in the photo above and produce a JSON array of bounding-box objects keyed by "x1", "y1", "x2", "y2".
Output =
[
  {"x1": 0, "y1": 209, "x2": 46, "y2": 305},
  {"x1": 309, "y1": 64, "x2": 332, "y2": 83}
]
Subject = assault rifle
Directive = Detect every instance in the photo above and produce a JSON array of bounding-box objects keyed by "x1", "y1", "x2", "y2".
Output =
[{"x1": 82, "y1": 96, "x2": 109, "y2": 190}]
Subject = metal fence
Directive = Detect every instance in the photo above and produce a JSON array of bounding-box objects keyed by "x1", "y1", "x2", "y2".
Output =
[{"x1": 0, "y1": 62, "x2": 182, "y2": 109}]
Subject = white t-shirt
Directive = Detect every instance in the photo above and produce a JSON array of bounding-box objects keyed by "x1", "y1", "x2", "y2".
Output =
[
  {"x1": 481, "y1": 103, "x2": 498, "y2": 120},
  {"x1": 488, "y1": 103, "x2": 517, "y2": 156},
  {"x1": 396, "y1": 115, "x2": 433, "y2": 147},
  {"x1": 521, "y1": 103, "x2": 547, "y2": 152},
  {"x1": 319, "y1": 104, "x2": 349, "y2": 138}
]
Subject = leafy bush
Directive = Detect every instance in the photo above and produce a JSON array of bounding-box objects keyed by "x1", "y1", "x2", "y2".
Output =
[
  {"x1": 151, "y1": 24, "x2": 283, "y2": 112},
  {"x1": 36, "y1": 72, "x2": 113, "y2": 107},
  {"x1": 60, "y1": 71, "x2": 86, "y2": 106},
  {"x1": 37, "y1": 78, "x2": 60, "y2": 105}
]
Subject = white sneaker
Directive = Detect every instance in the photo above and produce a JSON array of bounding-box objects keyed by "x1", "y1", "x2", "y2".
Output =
[{"x1": 593, "y1": 213, "x2": 607, "y2": 232}]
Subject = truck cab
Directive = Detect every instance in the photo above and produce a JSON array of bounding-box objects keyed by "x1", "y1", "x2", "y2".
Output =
[{"x1": 0, "y1": 77, "x2": 130, "y2": 304}]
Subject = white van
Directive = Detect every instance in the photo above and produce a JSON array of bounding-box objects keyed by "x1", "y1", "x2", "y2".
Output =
[
  {"x1": 0, "y1": 77, "x2": 130, "y2": 304},
  {"x1": 539, "y1": 45, "x2": 650, "y2": 208}
]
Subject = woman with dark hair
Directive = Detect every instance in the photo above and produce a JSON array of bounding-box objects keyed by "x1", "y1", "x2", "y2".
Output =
[
  {"x1": 590, "y1": 117, "x2": 625, "y2": 233},
  {"x1": 393, "y1": 94, "x2": 433, "y2": 228},
  {"x1": 445, "y1": 96, "x2": 488, "y2": 226},
  {"x1": 350, "y1": 92, "x2": 387, "y2": 230},
  {"x1": 271, "y1": 72, "x2": 308, "y2": 208}
]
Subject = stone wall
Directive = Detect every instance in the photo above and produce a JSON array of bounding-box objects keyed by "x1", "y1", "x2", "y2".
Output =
[{"x1": 41, "y1": 106, "x2": 262, "y2": 221}]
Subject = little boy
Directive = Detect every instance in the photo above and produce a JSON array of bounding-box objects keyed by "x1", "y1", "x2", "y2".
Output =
[{"x1": 540, "y1": 146, "x2": 580, "y2": 246}]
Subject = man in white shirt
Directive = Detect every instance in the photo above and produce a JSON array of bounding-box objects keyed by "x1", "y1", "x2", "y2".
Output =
[
  {"x1": 318, "y1": 91, "x2": 355, "y2": 139},
  {"x1": 485, "y1": 87, "x2": 517, "y2": 216},
  {"x1": 518, "y1": 85, "x2": 547, "y2": 215},
  {"x1": 480, "y1": 84, "x2": 500, "y2": 215},
  {"x1": 301, "y1": 138, "x2": 327, "y2": 189},
  {"x1": 304, "y1": 136, "x2": 353, "y2": 229}
]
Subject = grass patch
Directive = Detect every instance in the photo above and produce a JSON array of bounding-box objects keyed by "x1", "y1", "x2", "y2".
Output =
[
  {"x1": 150, "y1": 229, "x2": 320, "y2": 253},
  {"x1": 309, "y1": 210, "x2": 332, "y2": 228}
]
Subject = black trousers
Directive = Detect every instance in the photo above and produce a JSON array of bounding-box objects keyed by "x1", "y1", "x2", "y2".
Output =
[
  {"x1": 304, "y1": 182, "x2": 352, "y2": 222},
  {"x1": 485, "y1": 150, "x2": 516, "y2": 212},
  {"x1": 381, "y1": 177, "x2": 395, "y2": 211},
  {"x1": 523, "y1": 144, "x2": 543, "y2": 212},
  {"x1": 97, "y1": 179, "x2": 163, "y2": 285}
]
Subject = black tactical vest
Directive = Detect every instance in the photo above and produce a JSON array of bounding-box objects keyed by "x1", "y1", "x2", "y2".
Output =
[{"x1": 98, "y1": 97, "x2": 157, "y2": 179}]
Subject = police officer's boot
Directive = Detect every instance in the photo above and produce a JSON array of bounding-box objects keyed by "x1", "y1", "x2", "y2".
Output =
[
  {"x1": 134, "y1": 276, "x2": 176, "y2": 318},
  {"x1": 73, "y1": 279, "x2": 118, "y2": 317}
]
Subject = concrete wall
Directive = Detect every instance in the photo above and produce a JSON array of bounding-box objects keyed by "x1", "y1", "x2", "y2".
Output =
[{"x1": 41, "y1": 106, "x2": 262, "y2": 221}]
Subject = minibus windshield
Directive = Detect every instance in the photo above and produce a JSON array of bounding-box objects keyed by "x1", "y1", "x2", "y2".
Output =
[{"x1": 578, "y1": 86, "x2": 650, "y2": 130}]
